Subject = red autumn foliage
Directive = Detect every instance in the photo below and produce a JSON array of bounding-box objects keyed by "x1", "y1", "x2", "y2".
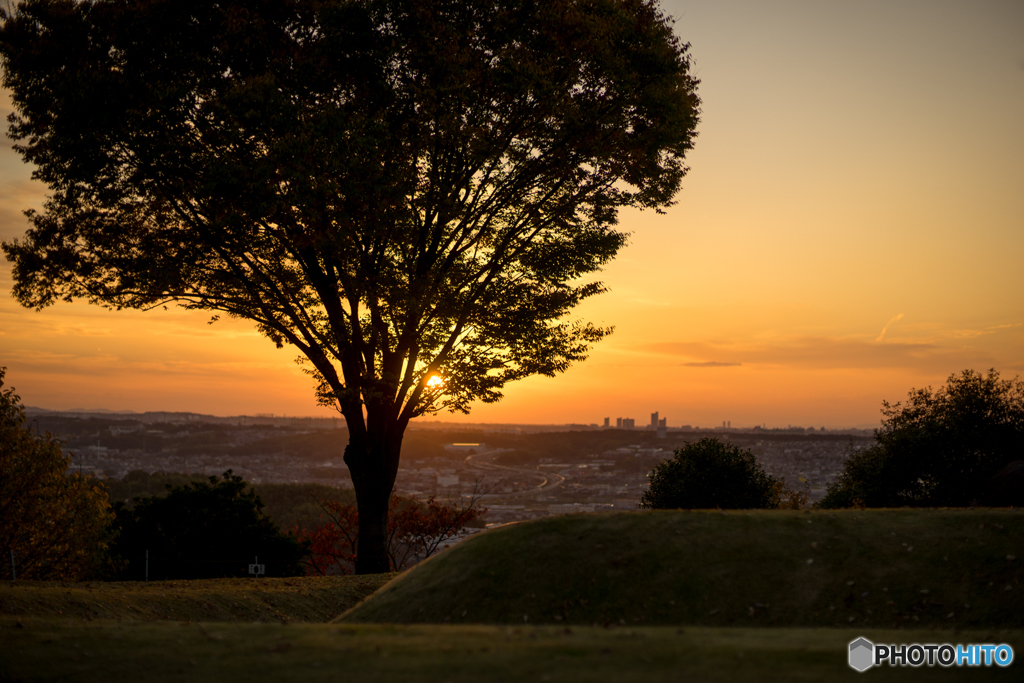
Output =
[{"x1": 294, "y1": 494, "x2": 485, "y2": 575}]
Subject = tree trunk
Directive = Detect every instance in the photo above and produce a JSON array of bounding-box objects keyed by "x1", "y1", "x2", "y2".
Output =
[
  {"x1": 353, "y1": 488, "x2": 391, "y2": 574},
  {"x1": 342, "y1": 420, "x2": 405, "y2": 574}
]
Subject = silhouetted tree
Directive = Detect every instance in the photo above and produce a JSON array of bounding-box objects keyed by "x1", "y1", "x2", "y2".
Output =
[
  {"x1": 0, "y1": 0, "x2": 700, "y2": 572},
  {"x1": 109, "y1": 471, "x2": 308, "y2": 580},
  {"x1": 0, "y1": 368, "x2": 113, "y2": 580},
  {"x1": 818, "y1": 369, "x2": 1024, "y2": 508},
  {"x1": 640, "y1": 438, "x2": 781, "y2": 510}
]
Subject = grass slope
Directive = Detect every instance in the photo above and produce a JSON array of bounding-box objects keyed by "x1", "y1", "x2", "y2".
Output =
[
  {"x1": 2, "y1": 618, "x2": 1020, "y2": 683},
  {"x1": 340, "y1": 509, "x2": 1023, "y2": 628},
  {"x1": 0, "y1": 575, "x2": 392, "y2": 623}
]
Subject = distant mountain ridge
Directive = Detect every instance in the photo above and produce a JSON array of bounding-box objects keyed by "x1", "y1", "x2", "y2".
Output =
[{"x1": 25, "y1": 406, "x2": 140, "y2": 415}]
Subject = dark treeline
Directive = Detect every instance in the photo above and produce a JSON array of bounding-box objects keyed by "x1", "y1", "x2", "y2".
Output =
[
  {"x1": 100, "y1": 470, "x2": 356, "y2": 531},
  {"x1": 28, "y1": 415, "x2": 452, "y2": 463},
  {"x1": 492, "y1": 429, "x2": 874, "y2": 468}
]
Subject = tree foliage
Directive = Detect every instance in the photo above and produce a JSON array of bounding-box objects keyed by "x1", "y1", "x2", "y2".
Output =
[
  {"x1": 297, "y1": 493, "x2": 484, "y2": 574},
  {"x1": 100, "y1": 469, "x2": 211, "y2": 507},
  {"x1": 0, "y1": 0, "x2": 699, "y2": 572},
  {"x1": 639, "y1": 438, "x2": 782, "y2": 510},
  {"x1": 818, "y1": 369, "x2": 1024, "y2": 508},
  {"x1": 0, "y1": 368, "x2": 114, "y2": 580},
  {"x1": 250, "y1": 481, "x2": 358, "y2": 530},
  {"x1": 109, "y1": 471, "x2": 308, "y2": 580}
]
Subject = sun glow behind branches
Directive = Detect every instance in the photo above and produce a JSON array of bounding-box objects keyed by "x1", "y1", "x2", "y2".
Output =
[{"x1": 1, "y1": 1, "x2": 1022, "y2": 427}]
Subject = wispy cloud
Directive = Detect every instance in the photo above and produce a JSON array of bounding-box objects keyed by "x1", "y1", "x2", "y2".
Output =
[
  {"x1": 647, "y1": 335, "x2": 999, "y2": 373},
  {"x1": 949, "y1": 322, "x2": 1023, "y2": 339},
  {"x1": 3, "y1": 348, "x2": 290, "y2": 379},
  {"x1": 682, "y1": 361, "x2": 742, "y2": 367},
  {"x1": 875, "y1": 313, "x2": 905, "y2": 342}
]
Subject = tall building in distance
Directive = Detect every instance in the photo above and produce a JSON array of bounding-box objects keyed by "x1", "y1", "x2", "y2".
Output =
[{"x1": 604, "y1": 414, "x2": 661, "y2": 430}]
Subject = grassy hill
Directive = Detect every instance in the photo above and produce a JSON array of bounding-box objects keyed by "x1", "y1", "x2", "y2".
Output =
[
  {"x1": 339, "y1": 509, "x2": 1023, "y2": 628},
  {"x1": 0, "y1": 575, "x2": 391, "y2": 623}
]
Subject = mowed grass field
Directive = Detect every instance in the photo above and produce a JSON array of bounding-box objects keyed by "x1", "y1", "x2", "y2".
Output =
[
  {"x1": 2, "y1": 509, "x2": 1022, "y2": 682},
  {"x1": 0, "y1": 575, "x2": 391, "y2": 624}
]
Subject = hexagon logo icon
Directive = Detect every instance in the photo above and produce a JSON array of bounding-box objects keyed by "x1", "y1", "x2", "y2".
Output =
[{"x1": 849, "y1": 637, "x2": 874, "y2": 672}]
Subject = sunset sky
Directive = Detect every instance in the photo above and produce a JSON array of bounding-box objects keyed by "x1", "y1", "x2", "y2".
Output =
[{"x1": 1, "y1": 0, "x2": 1021, "y2": 429}]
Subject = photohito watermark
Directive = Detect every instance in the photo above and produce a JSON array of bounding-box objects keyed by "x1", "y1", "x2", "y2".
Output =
[{"x1": 849, "y1": 637, "x2": 1014, "y2": 672}]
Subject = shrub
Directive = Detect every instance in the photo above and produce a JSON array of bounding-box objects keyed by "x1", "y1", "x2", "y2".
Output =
[
  {"x1": 108, "y1": 471, "x2": 308, "y2": 580},
  {"x1": 297, "y1": 494, "x2": 485, "y2": 575},
  {"x1": 640, "y1": 438, "x2": 782, "y2": 509},
  {"x1": 818, "y1": 369, "x2": 1024, "y2": 508}
]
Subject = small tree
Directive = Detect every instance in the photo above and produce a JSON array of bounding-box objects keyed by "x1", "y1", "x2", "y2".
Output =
[
  {"x1": 640, "y1": 438, "x2": 781, "y2": 510},
  {"x1": 0, "y1": 368, "x2": 113, "y2": 580},
  {"x1": 818, "y1": 369, "x2": 1024, "y2": 508},
  {"x1": 298, "y1": 493, "x2": 484, "y2": 575},
  {"x1": 109, "y1": 471, "x2": 308, "y2": 580}
]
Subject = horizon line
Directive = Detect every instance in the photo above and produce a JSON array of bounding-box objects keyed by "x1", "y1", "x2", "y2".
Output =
[{"x1": 22, "y1": 405, "x2": 878, "y2": 432}]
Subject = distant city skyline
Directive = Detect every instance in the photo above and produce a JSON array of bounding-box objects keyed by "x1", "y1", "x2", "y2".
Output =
[
  {"x1": 2, "y1": 0, "x2": 1021, "y2": 429},
  {"x1": 21, "y1": 402, "x2": 875, "y2": 432}
]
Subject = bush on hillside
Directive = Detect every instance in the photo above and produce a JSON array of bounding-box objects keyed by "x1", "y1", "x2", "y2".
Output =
[
  {"x1": 252, "y1": 482, "x2": 357, "y2": 530},
  {"x1": 297, "y1": 494, "x2": 485, "y2": 574},
  {"x1": 103, "y1": 475, "x2": 359, "y2": 530},
  {"x1": 818, "y1": 369, "x2": 1024, "y2": 508},
  {"x1": 108, "y1": 471, "x2": 308, "y2": 580},
  {"x1": 0, "y1": 368, "x2": 114, "y2": 580},
  {"x1": 640, "y1": 438, "x2": 782, "y2": 509}
]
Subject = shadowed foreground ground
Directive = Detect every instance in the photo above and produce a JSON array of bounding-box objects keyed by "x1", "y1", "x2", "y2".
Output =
[{"x1": 2, "y1": 618, "x2": 1020, "y2": 683}]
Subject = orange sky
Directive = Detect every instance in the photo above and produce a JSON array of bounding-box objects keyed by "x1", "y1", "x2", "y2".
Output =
[{"x1": 1, "y1": 0, "x2": 1022, "y2": 429}]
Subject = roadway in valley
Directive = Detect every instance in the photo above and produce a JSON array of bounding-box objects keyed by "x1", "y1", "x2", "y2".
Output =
[{"x1": 462, "y1": 449, "x2": 565, "y2": 500}]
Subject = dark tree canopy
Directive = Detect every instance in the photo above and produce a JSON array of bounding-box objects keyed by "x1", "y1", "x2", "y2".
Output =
[
  {"x1": 0, "y1": 0, "x2": 700, "y2": 572},
  {"x1": 640, "y1": 438, "x2": 781, "y2": 510},
  {"x1": 818, "y1": 369, "x2": 1024, "y2": 508},
  {"x1": 109, "y1": 471, "x2": 308, "y2": 580},
  {"x1": 0, "y1": 368, "x2": 114, "y2": 580}
]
